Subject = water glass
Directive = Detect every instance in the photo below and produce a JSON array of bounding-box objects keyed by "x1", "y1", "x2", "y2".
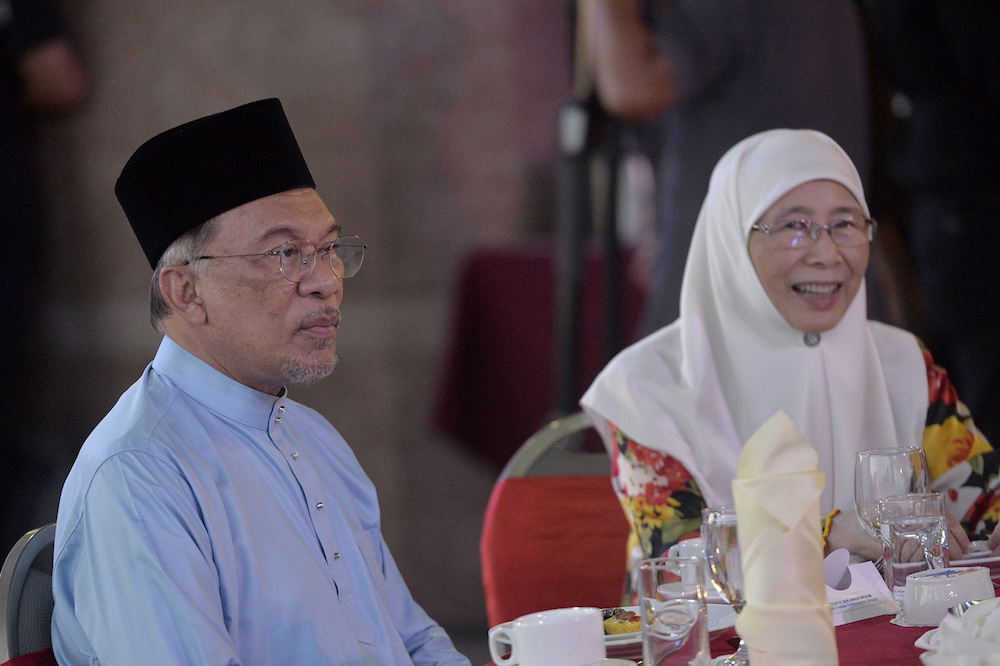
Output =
[
  {"x1": 702, "y1": 505, "x2": 748, "y2": 665},
  {"x1": 637, "y1": 556, "x2": 709, "y2": 666},
  {"x1": 855, "y1": 447, "x2": 930, "y2": 541},
  {"x1": 878, "y1": 493, "x2": 948, "y2": 598}
]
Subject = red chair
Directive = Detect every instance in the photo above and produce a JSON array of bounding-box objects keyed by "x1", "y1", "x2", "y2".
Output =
[{"x1": 480, "y1": 412, "x2": 630, "y2": 626}]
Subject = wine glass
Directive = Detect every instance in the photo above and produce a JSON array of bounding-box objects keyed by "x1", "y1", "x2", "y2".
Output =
[
  {"x1": 854, "y1": 447, "x2": 930, "y2": 541},
  {"x1": 702, "y1": 505, "x2": 748, "y2": 666}
]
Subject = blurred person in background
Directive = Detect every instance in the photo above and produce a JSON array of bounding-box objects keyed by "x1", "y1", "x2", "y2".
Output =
[
  {"x1": 578, "y1": 0, "x2": 875, "y2": 336},
  {"x1": 1, "y1": 0, "x2": 89, "y2": 554},
  {"x1": 867, "y1": 0, "x2": 1000, "y2": 446}
]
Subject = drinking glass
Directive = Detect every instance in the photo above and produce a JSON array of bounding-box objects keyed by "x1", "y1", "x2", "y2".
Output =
[
  {"x1": 854, "y1": 447, "x2": 930, "y2": 541},
  {"x1": 878, "y1": 492, "x2": 948, "y2": 597},
  {"x1": 637, "y1": 556, "x2": 709, "y2": 666},
  {"x1": 702, "y1": 505, "x2": 748, "y2": 666}
]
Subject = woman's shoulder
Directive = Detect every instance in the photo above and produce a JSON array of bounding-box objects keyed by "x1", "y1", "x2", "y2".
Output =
[
  {"x1": 597, "y1": 321, "x2": 686, "y2": 387},
  {"x1": 867, "y1": 319, "x2": 919, "y2": 345},
  {"x1": 867, "y1": 320, "x2": 925, "y2": 362}
]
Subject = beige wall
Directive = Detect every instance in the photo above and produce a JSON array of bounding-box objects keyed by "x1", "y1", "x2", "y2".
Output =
[{"x1": 30, "y1": 0, "x2": 571, "y2": 635}]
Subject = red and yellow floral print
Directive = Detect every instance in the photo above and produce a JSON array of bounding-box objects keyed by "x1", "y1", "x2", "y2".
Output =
[{"x1": 924, "y1": 415, "x2": 991, "y2": 481}]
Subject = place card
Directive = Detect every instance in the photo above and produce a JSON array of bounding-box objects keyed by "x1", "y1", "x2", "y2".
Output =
[{"x1": 826, "y1": 561, "x2": 900, "y2": 626}]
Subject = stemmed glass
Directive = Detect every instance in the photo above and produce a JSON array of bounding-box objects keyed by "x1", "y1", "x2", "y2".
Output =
[
  {"x1": 702, "y1": 505, "x2": 748, "y2": 666},
  {"x1": 855, "y1": 447, "x2": 930, "y2": 542}
]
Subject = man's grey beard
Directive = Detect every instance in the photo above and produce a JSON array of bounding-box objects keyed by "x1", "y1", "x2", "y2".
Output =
[
  {"x1": 281, "y1": 307, "x2": 341, "y2": 385},
  {"x1": 281, "y1": 350, "x2": 338, "y2": 386}
]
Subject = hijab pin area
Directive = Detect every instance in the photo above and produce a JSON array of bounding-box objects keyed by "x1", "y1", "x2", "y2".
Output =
[{"x1": 804, "y1": 332, "x2": 821, "y2": 347}]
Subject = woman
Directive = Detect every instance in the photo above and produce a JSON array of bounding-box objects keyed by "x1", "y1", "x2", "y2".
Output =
[{"x1": 581, "y1": 129, "x2": 999, "y2": 585}]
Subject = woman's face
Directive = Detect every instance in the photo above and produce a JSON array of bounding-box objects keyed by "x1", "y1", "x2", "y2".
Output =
[{"x1": 747, "y1": 180, "x2": 870, "y2": 334}]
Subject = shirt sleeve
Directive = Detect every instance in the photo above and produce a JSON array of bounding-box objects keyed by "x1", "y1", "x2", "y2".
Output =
[
  {"x1": 375, "y1": 542, "x2": 471, "y2": 665},
  {"x1": 606, "y1": 421, "x2": 705, "y2": 558},
  {"x1": 920, "y1": 343, "x2": 1000, "y2": 536},
  {"x1": 649, "y1": 0, "x2": 749, "y2": 104},
  {"x1": 52, "y1": 450, "x2": 243, "y2": 666}
]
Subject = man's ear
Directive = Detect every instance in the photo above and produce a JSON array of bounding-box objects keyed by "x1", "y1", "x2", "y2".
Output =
[{"x1": 159, "y1": 266, "x2": 207, "y2": 325}]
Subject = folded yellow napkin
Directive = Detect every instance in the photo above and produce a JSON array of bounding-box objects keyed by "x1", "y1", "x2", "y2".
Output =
[{"x1": 732, "y1": 410, "x2": 838, "y2": 664}]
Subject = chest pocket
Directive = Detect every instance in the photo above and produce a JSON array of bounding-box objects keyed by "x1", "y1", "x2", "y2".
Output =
[
  {"x1": 354, "y1": 525, "x2": 388, "y2": 602},
  {"x1": 340, "y1": 526, "x2": 387, "y2": 645}
]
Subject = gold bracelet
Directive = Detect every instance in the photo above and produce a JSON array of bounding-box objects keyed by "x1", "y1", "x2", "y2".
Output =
[{"x1": 822, "y1": 508, "x2": 841, "y2": 549}]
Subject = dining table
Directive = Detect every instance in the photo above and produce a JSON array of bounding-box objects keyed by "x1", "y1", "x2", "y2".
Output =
[{"x1": 483, "y1": 611, "x2": 931, "y2": 665}]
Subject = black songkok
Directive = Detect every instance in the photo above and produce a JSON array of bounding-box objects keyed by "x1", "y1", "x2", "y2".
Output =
[{"x1": 115, "y1": 98, "x2": 316, "y2": 269}]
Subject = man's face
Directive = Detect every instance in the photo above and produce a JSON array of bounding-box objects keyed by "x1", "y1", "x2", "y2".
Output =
[{"x1": 193, "y1": 188, "x2": 345, "y2": 394}]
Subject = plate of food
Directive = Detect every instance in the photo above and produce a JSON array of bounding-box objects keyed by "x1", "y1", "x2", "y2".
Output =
[
  {"x1": 603, "y1": 604, "x2": 736, "y2": 638},
  {"x1": 492, "y1": 604, "x2": 737, "y2": 661}
]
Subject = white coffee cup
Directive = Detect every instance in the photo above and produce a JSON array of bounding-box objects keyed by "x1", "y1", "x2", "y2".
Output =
[
  {"x1": 902, "y1": 566, "x2": 995, "y2": 626},
  {"x1": 667, "y1": 537, "x2": 715, "y2": 594},
  {"x1": 668, "y1": 537, "x2": 704, "y2": 559},
  {"x1": 488, "y1": 606, "x2": 606, "y2": 666}
]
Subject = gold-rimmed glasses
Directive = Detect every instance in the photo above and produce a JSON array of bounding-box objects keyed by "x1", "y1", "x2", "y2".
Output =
[{"x1": 186, "y1": 236, "x2": 366, "y2": 282}]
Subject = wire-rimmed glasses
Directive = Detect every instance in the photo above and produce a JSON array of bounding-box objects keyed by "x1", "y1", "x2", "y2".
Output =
[
  {"x1": 750, "y1": 216, "x2": 877, "y2": 249},
  {"x1": 186, "y1": 236, "x2": 366, "y2": 282}
]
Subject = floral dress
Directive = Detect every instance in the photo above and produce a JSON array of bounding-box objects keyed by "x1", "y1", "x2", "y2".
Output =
[{"x1": 606, "y1": 344, "x2": 998, "y2": 595}]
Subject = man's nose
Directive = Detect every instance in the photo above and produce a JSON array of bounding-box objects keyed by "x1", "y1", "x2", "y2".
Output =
[{"x1": 297, "y1": 256, "x2": 343, "y2": 299}]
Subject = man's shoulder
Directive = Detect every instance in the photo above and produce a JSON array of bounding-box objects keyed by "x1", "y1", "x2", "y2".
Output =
[{"x1": 72, "y1": 366, "x2": 191, "y2": 473}]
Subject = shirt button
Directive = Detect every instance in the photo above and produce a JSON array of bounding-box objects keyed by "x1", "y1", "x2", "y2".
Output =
[
  {"x1": 316, "y1": 502, "x2": 325, "y2": 510},
  {"x1": 274, "y1": 416, "x2": 282, "y2": 424},
  {"x1": 291, "y1": 451, "x2": 300, "y2": 460},
  {"x1": 278, "y1": 405, "x2": 286, "y2": 412}
]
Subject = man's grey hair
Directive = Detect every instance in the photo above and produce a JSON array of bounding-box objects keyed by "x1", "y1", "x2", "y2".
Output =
[{"x1": 149, "y1": 216, "x2": 221, "y2": 333}]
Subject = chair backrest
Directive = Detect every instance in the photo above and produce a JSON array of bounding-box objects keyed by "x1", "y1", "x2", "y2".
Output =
[
  {"x1": 481, "y1": 413, "x2": 629, "y2": 626},
  {"x1": 499, "y1": 411, "x2": 610, "y2": 479},
  {"x1": 0, "y1": 524, "x2": 56, "y2": 662}
]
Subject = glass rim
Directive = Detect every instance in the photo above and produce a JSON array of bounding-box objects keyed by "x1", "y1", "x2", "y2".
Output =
[
  {"x1": 638, "y1": 555, "x2": 703, "y2": 568},
  {"x1": 856, "y1": 446, "x2": 923, "y2": 456},
  {"x1": 877, "y1": 491, "x2": 944, "y2": 504}
]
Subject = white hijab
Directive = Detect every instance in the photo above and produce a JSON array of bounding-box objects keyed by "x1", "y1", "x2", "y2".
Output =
[{"x1": 581, "y1": 129, "x2": 927, "y2": 513}]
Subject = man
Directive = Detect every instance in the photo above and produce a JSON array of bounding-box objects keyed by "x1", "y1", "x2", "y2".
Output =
[{"x1": 51, "y1": 99, "x2": 470, "y2": 665}]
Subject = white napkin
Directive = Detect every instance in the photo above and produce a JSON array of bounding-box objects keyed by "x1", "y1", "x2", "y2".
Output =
[
  {"x1": 731, "y1": 410, "x2": 838, "y2": 664},
  {"x1": 920, "y1": 597, "x2": 1000, "y2": 664}
]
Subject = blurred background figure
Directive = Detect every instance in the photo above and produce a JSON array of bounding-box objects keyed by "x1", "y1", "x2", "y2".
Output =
[
  {"x1": 1, "y1": 0, "x2": 89, "y2": 554},
  {"x1": 578, "y1": 0, "x2": 877, "y2": 335},
  {"x1": 867, "y1": 0, "x2": 1000, "y2": 445}
]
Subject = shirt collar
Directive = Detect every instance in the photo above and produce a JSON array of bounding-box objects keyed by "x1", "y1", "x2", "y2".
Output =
[{"x1": 151, "y1": 336, "x2": 284, "y2": 430}]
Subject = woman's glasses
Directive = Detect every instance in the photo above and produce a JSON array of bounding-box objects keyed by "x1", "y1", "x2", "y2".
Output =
[{"x1": 750, "y1": 217, "x2": 876, "y2": 249}]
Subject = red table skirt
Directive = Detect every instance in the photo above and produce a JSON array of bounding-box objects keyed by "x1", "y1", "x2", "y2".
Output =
[{"x1": 709, "y1": 614, "x2": 927, "y2": 664}]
